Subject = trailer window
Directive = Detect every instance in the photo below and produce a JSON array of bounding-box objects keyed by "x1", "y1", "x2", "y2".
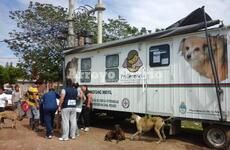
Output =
[
  {"x1": 106, "y1": 68, "x2": 119, "y2": 82},
  {"x1": 105, "y1": 54, "x2": 119, "y2": 82},
  {"x1": 106, "y1": 54, "x2": 119, "y2": 68},
  {"x1": 81, "y1": 58, "x2": 91, "y2": 70},
  {"x1": 149, "y1": 44, "x2": 170, "y2": 67},
  {"x1": 81, "y1": 58, "x2": 91, "y2": 82},
  {"x1": 81, "y1": 71, "x2": 91, "y2": 83}
]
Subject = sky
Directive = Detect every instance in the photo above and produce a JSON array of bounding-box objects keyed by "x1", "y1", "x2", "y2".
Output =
[{"x1": 0, "y1": 0, "x2": 230, "y2": 66}]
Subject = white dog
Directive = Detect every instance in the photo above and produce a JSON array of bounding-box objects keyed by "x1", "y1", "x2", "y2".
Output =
[{"x1": 179, "y1": 35, "x2": 228, "y2": 81}]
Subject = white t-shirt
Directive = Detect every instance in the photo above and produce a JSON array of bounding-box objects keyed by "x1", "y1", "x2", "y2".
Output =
[
  {"x1": 61, "y1": 89, "x2": 66, "y2": 96},
  {"x1": 0, "y1": 93, "x2": 8, "y2": 107},
  {"x1": 12, "y1": 91, "x2": 21, "y2": 103}
]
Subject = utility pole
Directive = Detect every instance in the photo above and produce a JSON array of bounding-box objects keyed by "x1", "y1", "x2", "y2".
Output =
[
  {"x1": 63, "y1": 0, "x2": 75, "y2": 85},
  {"x1": 95, "y1": 0, "x2": 105, "y2": 44},
  {"x1": 68, "y1": 0, "x2": 75, "y2": 47}
]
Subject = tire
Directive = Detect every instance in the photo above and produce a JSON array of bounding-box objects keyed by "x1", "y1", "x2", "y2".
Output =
[{"x1": 203, "y1": 125, "x2": 229, "y2": 150}]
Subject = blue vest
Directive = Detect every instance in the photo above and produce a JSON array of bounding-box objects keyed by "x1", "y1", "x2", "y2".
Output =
[
  {"x1": 42, "y1": 90, "x2": 59, "y2": 110},
  {"x1": 62, "y1": 87, "x2": 78, "y2": 109}
]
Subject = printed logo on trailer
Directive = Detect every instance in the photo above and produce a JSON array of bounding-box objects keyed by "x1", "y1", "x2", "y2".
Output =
[
  {"x1": 122, "y1": 98, "x2": 130, "y2": 109},
  {"x1": 179, "y1": 102, "x2": 187, "y2": 114},
  {"x1": 122, "y1": 50, "x2": 143, "y2": 72}
]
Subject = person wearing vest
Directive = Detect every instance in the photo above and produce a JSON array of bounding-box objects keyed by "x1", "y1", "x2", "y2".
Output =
[
  {"x1": 80, "y1": 85, "x2": 93, "y2": 132},
  {"x1": 42, "y1": 83, "x2": 60, "y2": 139},
  {"x1": 58, "y1": 79, "x2": 78, "y2": 141}
]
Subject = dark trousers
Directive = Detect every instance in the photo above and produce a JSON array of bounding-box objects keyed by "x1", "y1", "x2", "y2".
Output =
[
  {"x1": 0, "y1": 107, "x2": 5, "y2": 123},
  {"x1": 39, "y1": 102, "x2": 44, "y2": 126},
  {"x1": 81, "y1": 106, "x2": 91, "y2": 128},
  {"x1": 43, "y1": 108, "x2": 56, "y2": 136},
  {"x1": 0, "y1": 107, "x2": 4, "y2": 112}
]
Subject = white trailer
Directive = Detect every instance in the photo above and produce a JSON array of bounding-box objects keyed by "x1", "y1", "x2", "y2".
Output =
[{"x1": 64, "y1": 20, "x2": 230, "y2": 149}]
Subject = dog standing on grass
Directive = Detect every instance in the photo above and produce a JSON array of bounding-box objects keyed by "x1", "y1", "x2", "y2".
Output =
[
  {"x1": 104, "y1": 124, "x2": 126, "y2": 143},
  {"x1": 0, "y1": 111, "x2": 22, "y2": 129},
  {"x1": 130, "y1": 113, "x2": 171, "y2": 144}
]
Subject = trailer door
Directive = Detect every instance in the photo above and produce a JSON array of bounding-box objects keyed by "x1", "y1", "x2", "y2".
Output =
[{"x1": 146, "y1": 43, "x2": 173, "y2": 116}]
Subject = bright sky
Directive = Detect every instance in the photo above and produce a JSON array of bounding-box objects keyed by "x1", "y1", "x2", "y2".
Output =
[{"x1": 0, "y1": 0, "x2": 230, "y2": 65}]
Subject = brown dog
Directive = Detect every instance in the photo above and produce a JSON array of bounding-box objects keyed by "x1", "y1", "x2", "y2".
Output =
[
  {"x1": 104, "y1": 124, "x2": 125, "y2": 143},
  {"x1": 0, "y1": 111, "x2": 20, "y2": 129},
  {"x1": 179, "y1": 35, "x2": 228, "y2": 81},
  {"x1": 130, "y1": 113, "x2": 171, "y2": 144}
]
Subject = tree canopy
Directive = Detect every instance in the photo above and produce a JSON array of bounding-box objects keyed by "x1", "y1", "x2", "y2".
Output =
[
  {"x1": 0, "y1": 65, "x2": 24, "y2": 85},
  {"x1": 5, "y1": 2, "x2": 149, "y2": 82}
]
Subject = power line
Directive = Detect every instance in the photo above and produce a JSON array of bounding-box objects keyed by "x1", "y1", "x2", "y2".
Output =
[
  {"x1": 0, "y1": 57, "x2": 18, "y2": 60},
  {"x1": 0, "y1": 3, "x2": 98, "y2": 44},
  {"x1": 0, "y1": 25, "x2": 67, "y2": 43}
]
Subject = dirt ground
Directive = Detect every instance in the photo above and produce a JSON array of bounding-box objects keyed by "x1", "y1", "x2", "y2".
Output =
[{"x1": 0, "y1": 116, "x2": 213, "y2": 150}]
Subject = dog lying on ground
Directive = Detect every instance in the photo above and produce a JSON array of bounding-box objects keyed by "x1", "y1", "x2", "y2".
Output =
[
  {"x1": 104, "y1": 124, "x2": 126, "y2": 143},
  {"x1": 179, "y1": 35, "x2": 228, "y2": 81},
  {"x1": 130, "y1": 113, "x2": 172, "y2": 144},
  {"x1": 0, "y1": 111, "x2": 22, "y2": 129}
]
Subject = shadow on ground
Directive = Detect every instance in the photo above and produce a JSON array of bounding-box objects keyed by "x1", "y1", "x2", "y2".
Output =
[{"x1": 90, "y1": 114, "x2": 206, "y2": 147}]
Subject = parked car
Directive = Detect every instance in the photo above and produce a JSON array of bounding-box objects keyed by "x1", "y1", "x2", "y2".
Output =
[{"x1": 4, "y1": 89, "x2": 13, "y2": 106}]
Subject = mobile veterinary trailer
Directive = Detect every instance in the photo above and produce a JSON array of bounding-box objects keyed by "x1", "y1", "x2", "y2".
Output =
[{"x1": 64, "y1": 21, "x2": 230, "y2": 149}]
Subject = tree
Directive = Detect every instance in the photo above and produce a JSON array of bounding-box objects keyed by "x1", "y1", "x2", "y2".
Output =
[
  {"x1": 5, "y1": 2, "x2": 68, "y2": 82},
  {"x1": 103, "y1": 15, "x2": 140, "y2": 41},
  {"x1": 0, "y1": 65, "x2": 23, "y2": 84},
  {"x1": 155, "y1": 28, "x2": 165, "y2": 32},
  {"x1": 0, "y1": 65, "x2": 5, "y2": 85},
  {"x1": 5, "y1": 2, "x2": 148, "y2": 82},
  {"x1": 5, "y1": 66, "x2": 24, "y2": 84}
]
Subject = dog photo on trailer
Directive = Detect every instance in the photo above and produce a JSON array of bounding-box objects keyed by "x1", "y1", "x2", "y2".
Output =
[{"x1": 179, "y1": 35, "x2": 228, "y2": 82}]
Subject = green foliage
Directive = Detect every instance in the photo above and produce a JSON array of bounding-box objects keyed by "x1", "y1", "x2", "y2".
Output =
[
  {"x1": 155, "y1": 28, "x2": 165, "y2": 32},
  {"x1": 5, "y1": 2, "x2": 67, "y2": 82},
  {"x1": 5, "y1": 2, "x2": 149, "y2": 82},
  {"x1": 73, "y1": 13, "x2": 98, "y2": 43},
  {"x1": 103, "y1": 16, "x2": 140, "y2": 41},
  {"x1": 0, "y1": 65, "x2": 5, "y2": 85},
  {"x1": 0, "y1": 65, "x2": 24, "y2": 84}
]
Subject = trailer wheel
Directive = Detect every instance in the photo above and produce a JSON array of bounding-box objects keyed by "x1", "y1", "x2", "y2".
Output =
[{"x1": 203, "y1": 125, "x2": 229, "y2": 149}]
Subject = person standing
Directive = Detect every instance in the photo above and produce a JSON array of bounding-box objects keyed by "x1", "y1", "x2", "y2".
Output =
[
  {"x1": 42, "y1": 83, "x2": 60, "y2": 139},
  {"x1": 0, "y1": 85, "x2": 8, "y2": 123},
  {"x1": 73, "y1": 83, "x2": 83, "y2": 136},
  {"x1": 27, "y1": 86, "x2": 40, "y2": 132},
  {"x1": 36, "y1": 80, "x2": 46, "y2": 127},
  {"x1": 12, "y1": 84, "x2": 23, "y2": 116},
  {"x1": 81, "y1": 85, "x2": 93, "y2": 132},
  {"x1": 0, "y1": 85, "x2": 7, "y2": 112},
  {"x1": 58, "y1": 79, "x2": 78, "y2": 141}
]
